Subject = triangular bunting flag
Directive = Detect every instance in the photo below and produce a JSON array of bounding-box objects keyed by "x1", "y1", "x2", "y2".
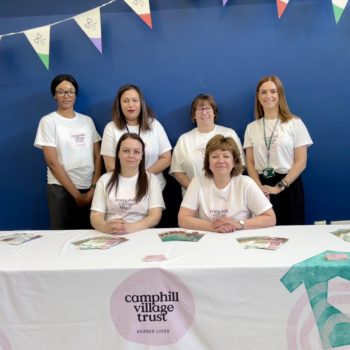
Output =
[
  {"x1": 74, "y1": 8, "x2": 102, "y2": 53},
  {"x1": 24, "y1": 26, "x2": 50, "y2": 70},
  {"x1": 123, "y1": 0, "x2": 152, "y2": 29},
  {"x1": 276, "y1": 0, "x2": 290, "y2": 18},
  {"x1": 223, "y1": 0, "x2": 229, "y2": 5},
  {"x1": 332, "y1": 0, "x2": 349, "y2": 23}
]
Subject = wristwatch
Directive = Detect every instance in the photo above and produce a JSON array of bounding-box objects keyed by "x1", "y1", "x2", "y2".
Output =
[{"x1": 239, "y1": 220, "x2": 245, "y2": 230}]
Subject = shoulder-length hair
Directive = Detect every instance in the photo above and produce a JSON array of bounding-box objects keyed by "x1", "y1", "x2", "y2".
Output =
[
  {"x1": 111, "y1": 84, "x2": 154, "y2": 131},
  {"x1": 254, "y1": 75, "x2": 294, "y2": 123},
  {"x1": 190, "y1": 93, "x2": 219, "y2": 123},
  {"x1": 203, "y1": 134, "x2": 243, "y2": 178},
  {"x1": 107, "y1": 133, "x2": 148, "y2": 203}
]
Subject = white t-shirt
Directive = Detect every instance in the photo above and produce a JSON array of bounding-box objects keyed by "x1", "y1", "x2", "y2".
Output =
[
  {"x1": 170, "y1": 125, "x2": 245, "y2": 196},
  {"x1": 34, "y1": 111, "x2": 101, "y2": 189},
  {"x1": 91, "y1": 171, "x2": 165, "y2": 223},
  {"x1": 181, "y1": 174, "x2": 272, "y2": 221},
  {"x1": 243, "y1": 117, "x2": 313, "y2": 174},
  {"x1": 100, "y1": 119, "x2": 172, "y2": 190}
]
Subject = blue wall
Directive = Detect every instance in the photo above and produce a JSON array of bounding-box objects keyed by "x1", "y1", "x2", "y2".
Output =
[{"x1": 0, "y1": 0, "x2": 349, "y2": 229}]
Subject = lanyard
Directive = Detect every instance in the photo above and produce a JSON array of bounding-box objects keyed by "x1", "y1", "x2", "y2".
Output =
[
  {"x1": 263, "y1": 117, "x2": 279, "y2": 167},
  {"x1": 125, "y1": 124, "x2": 141, "y2": 135}
]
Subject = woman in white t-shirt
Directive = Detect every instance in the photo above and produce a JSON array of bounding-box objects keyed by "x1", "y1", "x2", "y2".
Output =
[
  {"x1": 244, "y1": 75, "x2": 313, "y2": 225},
  {"x1": 178, "y1": 135, "x2": 275, "y2": 233},
  {"x1": 34, "y1": 74, "x2": 102, "y2": 230},
  {"x1": 101, "y1": 84, "x2": 172, "y2": 190},
  {"x1": 91, "y1": 133, "x2": 165, "y2": 234},
  {"x1": 170, "y1": 94, "x2": 245, "y2": 197}
]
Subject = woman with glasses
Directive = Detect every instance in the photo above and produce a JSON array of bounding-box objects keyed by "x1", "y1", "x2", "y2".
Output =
[
  {"x1": 91, "y1": 133, "x2": 164, "y2": 234},
  {"x1": 243, "y1": 75, "x2": 313, "y2": 225},
  {"x1": 34, "y1": 74, "x2": 101, "y2": 229},
  {"x1": 170, "y1": 94, "x2": 245, "y2": 197},
  {"x1": 101, "y1": 84, "x2": 172, "y2": 190}
]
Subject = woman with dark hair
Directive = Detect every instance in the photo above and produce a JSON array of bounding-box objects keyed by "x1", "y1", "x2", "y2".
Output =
[
  {"x1": 101, "y1": 84, "x2": 172, "y2": 190},
  {"x1": 170, "y1": 94, "x2": 245, "y2": 197},
  {"x1": 34, "y1": 74, "x2": 101, "y2": 229},
  {"x1": 244, "y1": 75, "x2": 313, "y2": 225},
  {"x1": 91, "y1": 133, "x2": 164, "y2": 234},
  {"x1": 178, "y1": 135, "x2": 275, "y2": 233}
]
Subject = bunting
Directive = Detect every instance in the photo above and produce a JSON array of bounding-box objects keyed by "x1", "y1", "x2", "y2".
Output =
[
  {"x1": 123, "y1": 0, "x2": 152, "y2": 29},
  {"x1": 24, "y1": 26, "x2": 50, "y2": 70},
  {"x1": 332, "y1": 0, "x2": 349, "y2": 23},
  {"x1": 0, "y1": 1, "x2": 348, "y2": 71},
  {"x1": 276, "y1": 0, "x2": 290, "y2": 18},
  {"x1": 74, "y1": 8, "x2": 103, "y2": 53}
]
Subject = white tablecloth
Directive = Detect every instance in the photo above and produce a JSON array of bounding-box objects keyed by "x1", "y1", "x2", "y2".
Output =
[{"x1": 0, "y1": 225, "x2": 350, "y2": 350}]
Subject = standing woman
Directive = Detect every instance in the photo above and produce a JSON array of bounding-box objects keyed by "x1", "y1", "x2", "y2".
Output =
[
  {"x1": 91, "y1": 133, "x2": 164, "y2": 234},
  {"x1": 170, "y1": 94, "x2": 245, "y2": 196},
  {"x1": 101, "y1": 84, "x2": 172, "y2": 190},
  {"x1": 244, "y1": 75, "x2": 313, "y2": 225},
  {"x1": 34, "y1": 74, "x2": 102, "y2": 229}
]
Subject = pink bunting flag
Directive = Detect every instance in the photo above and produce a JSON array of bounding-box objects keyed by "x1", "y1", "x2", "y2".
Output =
[
  {"x1": 123, "y1": 0, "x2": 152, "y2": 29},
  {"x1": 276, "y1": 0, "x2": 290, "y2": 18},
  {"x1": 74, "y1": 8, "x2": 102, "y2": 53}
]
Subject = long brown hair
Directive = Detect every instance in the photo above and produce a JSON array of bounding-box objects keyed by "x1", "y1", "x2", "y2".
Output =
[
  {"x1": 107, "y1": 133, "x2": 148, "y2": 203},
  {"x1": 254, "y1": 75, "x2": 294, "y2": 123},
  {"x1": 111, "y1": 84, "x2": 154, "y2": 131}
]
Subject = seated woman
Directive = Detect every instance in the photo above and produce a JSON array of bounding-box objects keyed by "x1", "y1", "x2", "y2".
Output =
[
  {"x1": 178, "y1": 135, "x2": 276, "y2": 233},
  {"x1": 91, "y1": 133, "x2": 165, "y2": 234}
]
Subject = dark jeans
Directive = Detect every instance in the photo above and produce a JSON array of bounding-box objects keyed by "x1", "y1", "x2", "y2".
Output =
[{"x1": 47, "y1": 184, "x2": 92, "y2": 230}]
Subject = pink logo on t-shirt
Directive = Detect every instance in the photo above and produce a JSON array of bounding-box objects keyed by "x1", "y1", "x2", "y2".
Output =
[{"x1": 110, "y1": 268, "x2": 195, "y2": 345}]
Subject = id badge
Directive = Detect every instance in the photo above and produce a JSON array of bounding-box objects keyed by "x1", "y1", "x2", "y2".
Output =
[{"x1": 262, "y1": 167, "x2": 275, "y2": 178}]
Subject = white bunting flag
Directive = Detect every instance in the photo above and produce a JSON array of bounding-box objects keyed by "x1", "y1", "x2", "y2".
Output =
[
  {"x1": 24, "y1": 26, "x2": 50, "y2": 70},
  {"x1": 276, "y1": 0, "x2": 290, "y2": 18},
  {"x1": 74, "y1": 8, "x2": 102, "y2": 53},
  {"x1": 123, "y1": 0, "x2": 152, "y2": 29},
  {"x1": 332, "y1": 0, "x2": 349, "y2": 23}
]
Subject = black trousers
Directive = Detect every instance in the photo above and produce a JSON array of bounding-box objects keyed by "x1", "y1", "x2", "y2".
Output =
[
  {"x1": 259, "y1": 173, "x2": 305, "y2": 225},
  {"x1": 47, "y1": 184, "x2": 92, "y2": 230}
]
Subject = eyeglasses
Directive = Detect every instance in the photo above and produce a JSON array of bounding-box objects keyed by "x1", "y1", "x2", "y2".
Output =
[
  {"x1": 196, "y1": 106, "x2": 213, "y2": 113},
  {"x1": 55, "y1": 90, "x2": 76, "y2": 97}
]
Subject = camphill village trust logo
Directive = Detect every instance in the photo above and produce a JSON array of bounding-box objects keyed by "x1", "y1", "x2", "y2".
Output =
[{"x1": 110, "y1": 268, "x2": 195, "y2": 345}]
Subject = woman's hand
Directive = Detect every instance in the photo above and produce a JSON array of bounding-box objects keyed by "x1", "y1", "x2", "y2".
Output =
[
  {"x1": 260, "y1": 185, "x2": 281, "y2": 195},
  {"x1": 213, "y1": 217, "x2": 238, "y2": 233},
  {"x1": 105, "y1": 219, "x2": 129, "y2": 234}
]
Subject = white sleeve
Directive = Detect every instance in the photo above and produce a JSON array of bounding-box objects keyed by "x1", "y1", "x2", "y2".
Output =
[
  {"x1": 245, "y1": 178, "x2": 272, "y2": 216},
  {"x1": 148, "y1": 173, "x2": 165, "y2": 209},
  {"x1": 180, "y1": 177, "x2": 200, "y2": 210},
  {"x1": 293, "y1": 118, "x2": 313, "y2": 148},
  {"x1": 228, "y1": 129, "x2": 246, "y2": 166},
  {"x1": 243, "y1": 123, "x2": 254, "y2": 149},
  {"x1": 169, "y1": 136, "x2": 186, "y2": 174},
  {"x1": 34, "y1": 116, "x2": 56, "y2": 149},
  {"x1": 101, "y1": 123, "x2": 117, "y2": 156},
  {"x1": 87, "y1": 117, "x2": 102, "y2": 143},
  {"x1": 154, "y1": 120, "x2": 172, "y2": 154},
  {"x1": 91, "y1": 175, "x2": 108, "y2": 213}
]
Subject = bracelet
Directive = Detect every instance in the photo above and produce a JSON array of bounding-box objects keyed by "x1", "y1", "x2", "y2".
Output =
[
  {"x1": 281, "y1": 179, "x2": 289, "y2": 188},
  {"x1": 276, "y1": 181, "x2": 286, "y2": 192},
  {"x1": 90, "y1": 184, "x2": 96, "y2": 189}
]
